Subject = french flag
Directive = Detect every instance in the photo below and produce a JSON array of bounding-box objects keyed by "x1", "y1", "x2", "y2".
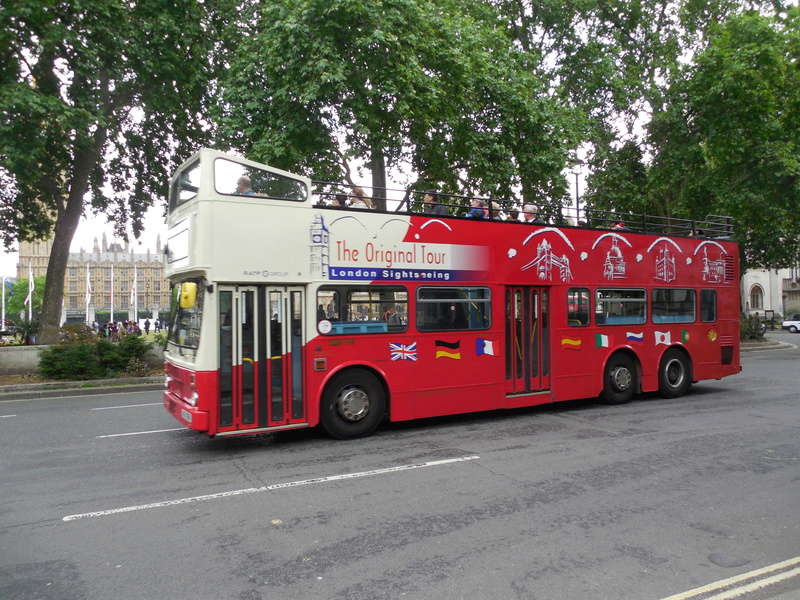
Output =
[
  {"x1": 475, "y1": 338, "x2": 495, "y2": 356},
  {"x1": 626, "y1": 331, "x2": 644, "y2": 343}
]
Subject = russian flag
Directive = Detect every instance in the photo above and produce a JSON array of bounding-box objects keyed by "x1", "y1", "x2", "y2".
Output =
[{"x1": 626, "y1": 331, "x2": 644, "y2": 342}]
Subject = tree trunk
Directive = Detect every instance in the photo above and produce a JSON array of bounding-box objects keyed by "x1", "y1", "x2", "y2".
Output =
[
  {"x1": 370, "y1": 145, "x2": 387, "y2": 211},
  {"x1": 38, "y1": 201, "x2": 82, "y2": 344}
]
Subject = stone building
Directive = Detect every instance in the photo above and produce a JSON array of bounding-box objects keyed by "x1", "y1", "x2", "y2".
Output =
[
  {"x1": 17, "y1": 233, "x2": 170, "y2": 324},
  {"x1": 741, "y1": 267, "x2": 800, "y2": 319}
]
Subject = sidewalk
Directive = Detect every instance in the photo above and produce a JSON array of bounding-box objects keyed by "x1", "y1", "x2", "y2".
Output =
[
  {"x1": 741, "y1": 337, "x2": 797, "y2": 352},
  {"x1": 0, "y1": 376, "x2": 164, "y2": 401}
]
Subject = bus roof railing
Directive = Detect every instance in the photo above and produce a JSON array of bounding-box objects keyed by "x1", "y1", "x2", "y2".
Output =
[{"x1": 310, "y1": 181, "x2": 735, "y2": 238}]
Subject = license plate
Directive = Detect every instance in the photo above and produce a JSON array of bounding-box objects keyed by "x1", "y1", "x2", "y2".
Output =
[{"x1": 181, "y1": 409, "x2": 192, "y2": 423}]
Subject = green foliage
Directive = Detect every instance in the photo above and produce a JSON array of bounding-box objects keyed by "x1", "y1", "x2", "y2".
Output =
[
  {"x1": 38, "y1": 335, "x2": 152, "y2": 380},
  {"x1": 740, "y1": 313, "x2": 766, "y2": 341},
  {"x1": 0, "y1": 0, "x2": 232, "y2": 341},
  {"x1": 39, "y1": 343, "x2": 105, "y2": 380},
  {"x1": 4, "y1": 276, "x2": 45, "y2": 323},
  {"x1": 217, "y1": 0, "x2": 581, "y2": 210}
]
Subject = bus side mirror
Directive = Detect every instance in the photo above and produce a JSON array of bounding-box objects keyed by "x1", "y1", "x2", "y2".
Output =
[{"x1": 180, "y1": 282, "x2": 197, "y2": 308}]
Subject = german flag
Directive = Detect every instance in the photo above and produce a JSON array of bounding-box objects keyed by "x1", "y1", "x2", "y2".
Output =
[{"x1": 435, "y1": 340, "x2": 461, "y2": 359}]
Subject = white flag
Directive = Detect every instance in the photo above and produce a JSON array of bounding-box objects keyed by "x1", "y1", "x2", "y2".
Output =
[
  {"x1": 655, "y1": 331, "x2": 671, "y2": 345},
  {"x1": 85, "y1": 265, "x2": 92, "y2": 306},
  {"x1": 24, "y1": 263, "x2": 34, "y2": 306}
]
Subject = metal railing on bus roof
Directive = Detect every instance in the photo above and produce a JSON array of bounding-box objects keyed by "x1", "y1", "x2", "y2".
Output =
[{"x1": 311, "y1": 181, "x2": 735, "y2": 239}]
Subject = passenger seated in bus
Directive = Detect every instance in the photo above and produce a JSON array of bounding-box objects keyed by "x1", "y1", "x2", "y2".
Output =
[
  {"x1": 522, "y1": 204, "x2": 545, "y2": 225},
  {"x1": 422, "y1": 191, "x2": 448, "y2": 216},
  {"x1": 466, "y1": 199, "x2": 487, "y2": 219},
  {"x1": 332, "y1": 193, "x2": 348, "y2": 208},
  {"x1": 236, "y1": 176, "x2": 254, "y2": 195},
  {"x1": 349, "y1": 187, "x2": 374, "y2": 209},
  {"x1": 508, "y1": 207, "x2": 520, "y2": 222},
  {"x1": 383, "y1": 305, "x2": 403, "y2": 326}
]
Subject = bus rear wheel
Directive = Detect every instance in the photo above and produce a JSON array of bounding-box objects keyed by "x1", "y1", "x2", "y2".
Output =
[
  {"x1": 658, "y1": 348, "x2": 692, "y2": 398},
  {"x1": 601, "y1": 353, "x2": 637, "y2": 404},
  {"x1": 320, "y1": 368, "x2": 386, "y2": 440}
]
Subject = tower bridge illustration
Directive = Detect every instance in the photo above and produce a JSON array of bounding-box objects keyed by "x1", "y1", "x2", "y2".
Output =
[{"x1": 522, "y1": 238, "x2": 573, "y2": 282}]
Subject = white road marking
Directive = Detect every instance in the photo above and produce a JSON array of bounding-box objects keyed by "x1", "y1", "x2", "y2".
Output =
[
  {"x1": 0, "y1": 414, "x2": 16, "y2": 418},
  {"x1": 62, "y1": 455, "x2": 480, "y2": 522},
  {"x1": 660, "y1": 555, "x2": 800, "y2": 600},
  {"x1": 91, "y1": 402, "x2": 162, "y2": 411},
  {"x1": 96, "y1": 427, "x2": 186, "y2": 439},
  {"x1": 0, "y1": 390, "x2": 158, "y2": 404}
]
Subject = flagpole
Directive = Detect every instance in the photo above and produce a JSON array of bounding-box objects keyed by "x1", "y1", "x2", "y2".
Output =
[
  {"x1": 110, "y1": 264, "x2": 114, "y2": 324},
  {"x1": 85, "y1": 264, "x2": 91, "y2": 325},
  {"x1": 28, "y1": 263, "x2": 33, "y2": 322},
  {"x1": 1, "y1": 276, "x2": 6, "y2": 330},
  {"x1": 133, "y1": 266, "x2": 138, "y2": 325}
]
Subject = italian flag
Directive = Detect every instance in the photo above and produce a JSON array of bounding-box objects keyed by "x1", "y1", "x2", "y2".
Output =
[{"x1": 595, "y1": 334, "x2": 609, "y2": 348}]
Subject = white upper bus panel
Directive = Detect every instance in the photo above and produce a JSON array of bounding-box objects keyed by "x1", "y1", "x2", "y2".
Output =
[{"x1": 168, "y1": 149, "x2": 311, "y2": 214}]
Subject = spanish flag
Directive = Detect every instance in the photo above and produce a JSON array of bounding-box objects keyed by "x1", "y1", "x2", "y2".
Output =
[
  {"x1": 561, "y1": 338, "x2": 582, "y2": 349},
  {"x1": 435, "y1": 339, "x2": 461, "y2": 359}
]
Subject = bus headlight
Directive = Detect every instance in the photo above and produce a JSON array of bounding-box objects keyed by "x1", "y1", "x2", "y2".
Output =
[
  {"x1": 188, "y1": 392, "x2": 198, "y2": 407},
  {"x1": 164, "y1": 376, "x2": 172, "y2": 388}
]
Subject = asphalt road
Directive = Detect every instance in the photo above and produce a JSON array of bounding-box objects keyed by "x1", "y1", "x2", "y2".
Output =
[{"x1": 1, "y1": 337, "x2": 799, "y2": 600}]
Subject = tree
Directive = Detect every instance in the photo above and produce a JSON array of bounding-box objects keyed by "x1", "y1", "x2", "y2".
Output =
[
  {"x1": 0, "y1": 0, "x2": 229, "y2": 343},
  {"x1": 4, "y1": 275, "x2": 45, "y2": 323},
  {"x1": 679, "y1": 10, "x2": 800, "y2": 268},
  {"x1": 217, "y1": 0, "x2": 580, "y2": 211}
]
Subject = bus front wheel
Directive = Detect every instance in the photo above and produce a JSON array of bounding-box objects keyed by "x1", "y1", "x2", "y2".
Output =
[
  {"x1": 320, "y1": 369, "x2": 386, "y2": 439},
  {"x1": 601, "y1": 353, "x2": 637, "y2": 404},
  {"x1": 658, "y1": 348, "x2": 692, "y2": 398}
]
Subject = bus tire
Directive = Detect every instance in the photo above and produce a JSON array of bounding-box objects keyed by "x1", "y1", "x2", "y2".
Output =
[
  {"x1": 320, "y1": 368, "x2": 386, "y2": 440},
  {"x1": 601, "y1": 353, "x2": 637, "y2": 405},
  {"x1": 658, "y1": 348, "x2": 692, "y2": 398}
]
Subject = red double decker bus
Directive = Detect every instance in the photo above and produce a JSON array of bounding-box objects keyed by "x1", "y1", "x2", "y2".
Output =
[{"x1": 163, "y1": 149, "x2": 741, "y2": 438}]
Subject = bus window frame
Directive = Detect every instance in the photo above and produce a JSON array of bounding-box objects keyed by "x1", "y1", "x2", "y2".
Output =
[
  {"x1": 416, "y1": 286, "x2": 492, "y2": 333},
  {"x1": 594, "y1": 288, "x2": 647, "y2": 326},
  {"x1": 651, "y1": 288, "x2": 696, "y2": 324},
  {"x1": 316, "y1": 285, "x2": 409, "y2": 335},
  {"x1": 213, "y1": 157, "x2": 307, "y2": 202},
  {"x1": 169, "y1": 160, "x2": 201, "y2": 213},
  {"x1": 567, "y1": 287, "x2": 591, "y2": 327}
]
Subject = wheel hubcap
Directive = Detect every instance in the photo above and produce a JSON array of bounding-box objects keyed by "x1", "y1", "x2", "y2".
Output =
[
  {"x1": 665, "y1": 358, "x2": 685, "y2": 388},
  {"x1": 610, "y1": 366, "x2": 632, "y2": 391},
  {"x1": 336, "y1": 386, "x2": 370, "y2": 422}
]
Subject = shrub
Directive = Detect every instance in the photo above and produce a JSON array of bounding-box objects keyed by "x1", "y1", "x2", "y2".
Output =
[
  {"x1": 39, "y1": 335, "x2": 154, "y2": 380},
  {"x1": 39, "y1": 343, "x2": 105, "y2": 380},
  {"x1": 740, "y1": 313, "x2": 765, "y2": 341}
]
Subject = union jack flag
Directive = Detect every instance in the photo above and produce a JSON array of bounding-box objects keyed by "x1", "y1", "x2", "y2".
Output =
[{"x1": 389, "y1": 342, "x2": 417, "y2": 361}]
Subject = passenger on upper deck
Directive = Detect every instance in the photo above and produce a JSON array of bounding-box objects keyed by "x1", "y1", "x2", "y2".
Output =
[
  {"x1": 332, "y1": 193, "x2": 348, "y2": 208},
  {"x1": 466, "y1": 199, "x2": 487, "y2": 219},
  {"x1": 522, "y1": 204, "x2": 545, "y2": 225},
  {"x1": 611, "y1": 219, "x2": 630, "y2": 231},
  {"x1": 236, "y1": 176, "x2": 254, "y2": 196},
  {"x1": 349, "y1": 187, "x2": 374, "y2": 209},
  {"x1": 422, "y1": 191, "x2": 448, "y2": 216}
]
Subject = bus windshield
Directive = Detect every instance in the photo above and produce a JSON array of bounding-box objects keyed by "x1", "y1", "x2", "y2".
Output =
[{"x1": 167, "y1": 278, "x2": 205, "y2": 357}]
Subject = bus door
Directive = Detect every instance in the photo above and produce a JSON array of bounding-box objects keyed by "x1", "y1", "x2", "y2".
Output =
[
  {"x1": 264, "y1": 286, "x2": 306, "y2": 428},
  {"x1": 505, "y1": 286, "x2": 550, "y2": 395},
  {"x1": 217, "y1": 285, "x2": 260, "y2": 432}
]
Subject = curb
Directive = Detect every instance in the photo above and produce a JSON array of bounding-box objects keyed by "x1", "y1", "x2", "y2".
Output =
[
  {"x1": 0, "y1": 376, "x2": 164, "y2": 402},
  {"x1": 741, "y1": 341, "x2": 796, "y2": 352}
]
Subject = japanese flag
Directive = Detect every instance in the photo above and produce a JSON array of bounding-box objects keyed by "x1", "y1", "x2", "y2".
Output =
[{"x1": 655, "y1": 331, "x2": 671, "y2": 345}]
